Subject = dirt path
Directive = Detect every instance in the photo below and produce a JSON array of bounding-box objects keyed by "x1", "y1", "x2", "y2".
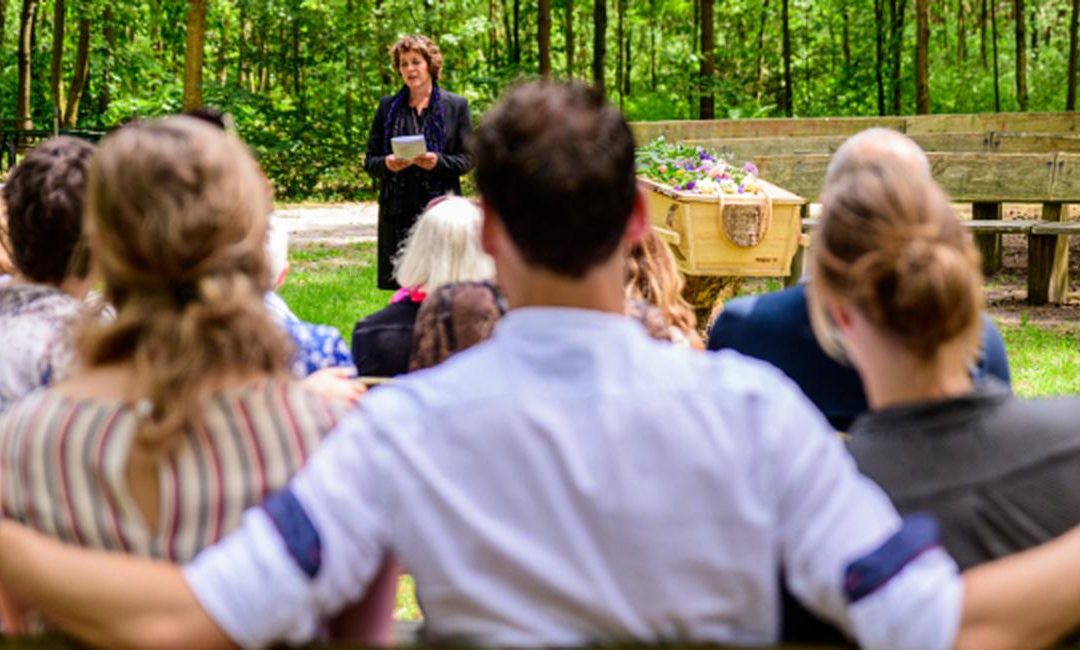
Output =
[
  {"x1": 283, "y1": 202, "x2": 1080, "y2": 331},
  {"x1": 273, "y1": 202, "x2": 378, "y2": 246}
]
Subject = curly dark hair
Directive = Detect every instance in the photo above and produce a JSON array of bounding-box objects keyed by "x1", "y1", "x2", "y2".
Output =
[
  {"x1": 473, "y1": 81, "x2": 637, "y2": 278},
  {"x1": 2, "y1": 136, "x2": 96, "y2": 284}
]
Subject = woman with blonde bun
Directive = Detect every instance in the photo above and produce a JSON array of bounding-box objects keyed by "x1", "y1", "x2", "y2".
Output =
[{"x1": 810, "y1": 163, "x2": 1080, "y2": 571}]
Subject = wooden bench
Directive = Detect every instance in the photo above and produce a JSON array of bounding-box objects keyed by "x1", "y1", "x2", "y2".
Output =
[
  {"x1": 794, "y1": 216, "x2": 1080, "y2": 305},
  {"x1": 632, "y1": 112, "x2": 1080, "y2": 304}
]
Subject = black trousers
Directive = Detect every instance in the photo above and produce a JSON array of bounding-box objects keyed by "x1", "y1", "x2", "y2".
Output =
[{"x1": 376, "y1": 208, "x2": 420, "y2": 290}]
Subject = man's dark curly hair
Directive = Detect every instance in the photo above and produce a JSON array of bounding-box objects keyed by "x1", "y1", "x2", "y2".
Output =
[
  {"x1": 2, "y1": 136, "x2": 95, "y2": 284},
  {"x1": 473, "y1": 81, "x2": 638, "y2": 278}
]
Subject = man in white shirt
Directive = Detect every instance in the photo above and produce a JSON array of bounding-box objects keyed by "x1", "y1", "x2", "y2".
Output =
[{"x1": 2, "y1": 82, "x2": 1080, "y2": 648}]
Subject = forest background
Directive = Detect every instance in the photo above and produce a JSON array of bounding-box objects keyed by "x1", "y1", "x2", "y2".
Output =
[{"x1": 2, "y1": 0, "x2": 1079, "y2": 200}]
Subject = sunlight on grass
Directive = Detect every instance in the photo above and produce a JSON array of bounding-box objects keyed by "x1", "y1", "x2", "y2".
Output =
[
  {"x1": 999, "y1": 322, "x2": 1080, "y2": 398},
  {"x1": 396, "y1": 575, "x2": 423, "y2": 621},
  {"x1": 278, "y1": 242, "x2": 394, "y2": 346}
]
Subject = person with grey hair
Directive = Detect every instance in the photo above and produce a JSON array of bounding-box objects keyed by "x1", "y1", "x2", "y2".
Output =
[
  {"x1": 708, "y1": 128, "x2": 1010, "y2": 432},
  {"x1": 351, "y1": 195, "x2": 494, "y2": 377}
]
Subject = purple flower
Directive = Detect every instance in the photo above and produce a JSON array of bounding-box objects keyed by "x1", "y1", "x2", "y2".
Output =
[
  {"x1": 742, "y1": 162, "x2": 759, "y2": 176},
  {"x1": 685, "y1": 180, "x2": 697, "y2": 190},
  {"x1": 738, "y1": 184, "x2": 746, "y2": 193}
]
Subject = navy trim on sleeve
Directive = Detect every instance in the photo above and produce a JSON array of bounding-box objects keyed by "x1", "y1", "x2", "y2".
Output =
[
  {"x1": 844, "y1": 514, "x2": 942, "y2": 604},
  {"x1": 262, "y1": 488, "x2": 323, "y2": 579}
]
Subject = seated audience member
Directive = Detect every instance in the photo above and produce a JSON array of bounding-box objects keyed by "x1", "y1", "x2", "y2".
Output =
[
  {"x1": 263, "y1": 219, "x2": 353, "y2": 377},
  {"x1": 0, "y1": 137, "x2": 96, "y2": 413},
  {"x1": 811, "y1": 161, "x2": 1080, "y2": 572},
  {"x1": 708, "y1": 129, "x2": 1010, "y2": 431},
  {"x1": 0, "y1": 119, "x2": 373, "y2": 575},
  {"x1": 352, "y1": 195, "x2": 493, "y2": 377},
  {"x1": 408, "y1": 280, "x2": 507, "y2": 371},
  {"x1": 625, "y1": 229, "x2": 704, "y2": 348},
  {"x1": 7, "y1": 83, "x2": 1080, "y2": 650}
]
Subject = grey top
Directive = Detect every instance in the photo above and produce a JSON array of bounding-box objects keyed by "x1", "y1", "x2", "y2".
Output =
[{"x1": 848, "y1": 380, "x2": 1080, "y2": 570}]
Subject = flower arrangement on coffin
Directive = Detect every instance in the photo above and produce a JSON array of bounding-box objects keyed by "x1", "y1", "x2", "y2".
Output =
[{"x1": 636, "y1": 137, "x2": 761, "y2": 196}]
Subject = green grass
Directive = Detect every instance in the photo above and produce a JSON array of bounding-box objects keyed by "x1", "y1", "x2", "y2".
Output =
[
  {"x1": 278, "y1": 242, "x2": 394, "y2": 345},
  {"x1": 998, "y1": 322, "x2": 1080, "y2": 398}
]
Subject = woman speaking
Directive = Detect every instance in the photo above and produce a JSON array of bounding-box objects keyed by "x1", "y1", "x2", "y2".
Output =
[{"x1": 364, "y1": 35, "x2": 473, "y2": 290}]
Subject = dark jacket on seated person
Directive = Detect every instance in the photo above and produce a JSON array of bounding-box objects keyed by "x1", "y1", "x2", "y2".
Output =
[
  {"x1": 707, "y1": 284, "x2": 1011, "y2": 431},
  {"x1": 351, "y1": 300, "x2": 421, "y2": 378}
]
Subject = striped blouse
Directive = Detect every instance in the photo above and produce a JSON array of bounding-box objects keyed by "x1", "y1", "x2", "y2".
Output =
[{"x1": 0, "y1": 380, "x2": 342, "y2": 562}]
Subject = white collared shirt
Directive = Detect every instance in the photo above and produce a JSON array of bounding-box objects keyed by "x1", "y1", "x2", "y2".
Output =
[{"x1": 186, "y1": 307, "x2": 961, "y2": 648}]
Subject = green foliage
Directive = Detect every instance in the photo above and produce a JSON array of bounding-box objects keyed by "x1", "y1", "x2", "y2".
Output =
[{"x1": 2, "y1": 0, "x2": 1078, "y2": 199}]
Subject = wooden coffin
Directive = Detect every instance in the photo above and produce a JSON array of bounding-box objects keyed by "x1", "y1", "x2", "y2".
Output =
[{"x1": 641, "y1": 177, "x2": 806, "y2": 277}]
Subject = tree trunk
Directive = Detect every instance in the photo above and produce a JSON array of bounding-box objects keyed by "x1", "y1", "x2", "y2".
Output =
[
  {"x1": 781, "y1": 0, "x2": 793, "y2": 116},
  {"x1": 17, "y1": 0, "x2": 39, "y2": 130},
  {"x1": 489, "y1": 0, "x2": 499, "y2": 72},
  {"x1": 991, "y1": 0, "x2": 1001, "y2": 111},
  {"x1": 539, "y1": 0, "x2": 551, "y2": 77},
  {"x1": 841, "y1": 4, "x2": 851, "y2": 66},
  {"x1": 889, "y1": 0, "x2": 907, "y2": 114},
  {"x1": 564, "y1": 0, "x2": 574, "y2": 76},
  {"x1": 650, "y1": 16, "x2": 657, "y2": 90},
  {"x1": 1014, "y1": 0, "x2": 1027, "y2": 110},
  {"x1": 217, "y1": 8, "x2": 228, "y2": 84},
  {"x1": 616, "y1": 0, "x2": 625, "y2": 106},
  {"x1": 916, "y1": 0, "x2": 930, "y2": 113},
  {"x1": 512, "y1": 0, "x2": 521, "y2": 64},
  {"x1": 592, "y1": 0, "x2": 606, "y2": 94},
  {"x1": 99, "y1": 5, "x2": 114, "y2": 116},
  {"x1": 700, "y1": 0, "x2": 714, "y2": 118},
  {"x1": 980, "y1": 0, "x2": 988, "y2": 68},
  {"x1": 624, "y1": 24, "x2": 631, "y2": 96},
  {"x1": 62, "y1": 19, "x2": 89, "y2": 127},
  {"x1": 182, "y1": 0, "x2": 207, "y2": 111},
  {"x1": 754, "y1": 0, "x2": 769, "y2": 96},
  {"x1": 957, "y1": 0, "x2": 965, "y2": 63},
  {"x1": 292, "y1": 17, "x2": 301, "y2": 100},
  {"x1": 1069, "y1": 0, "x2": 1078, "y2": 110},
  {"x1": 500, "y1": 0, "x2": 513, "y2": 65},
  {"x1": 345, "y1": 0, "x2": 355, "y2": 140},
  {"x1": 874, "y1": 0, "x2": 886, "y2": 114},
  {"x1": 50, "y1": 0, "x2": 66, "y2": 121}
]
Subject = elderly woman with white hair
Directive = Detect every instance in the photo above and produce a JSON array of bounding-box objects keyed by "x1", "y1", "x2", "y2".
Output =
[{"x1": 352, "y1": 196, "x2": 494, "y2": 377}]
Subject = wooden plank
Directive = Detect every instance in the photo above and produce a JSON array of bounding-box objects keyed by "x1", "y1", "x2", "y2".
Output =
[
  {"x1": 631, "y1": 112, "x2": 1080, "y2": 143},
  {"x1": 971, "y1": 202, "x2": 1003, "y2": 275},
  {"x1": 905, "y1": 112, "x2": 1080, "y2": 134},
  {"x1": 1055, "y1": 154, "x2": 1080, "y2": 201},
  {"x1": 753, "y1": 152, "x2": 1078, "y2": 202},
  {"x1": 992, "y1": 133, "x2": 1080, "y2": 153},
  {"x1": 681, "y1": 132, "x2": 1080, "y2": 159},
  {"x1": 686, "y1": 133, "x2": 998, "y2": 158},
  {"x1": 1028, "y1": 202, "x2": 1069, "y2": 305},
  {"x1": 1030, "y1": 222, "x2": 1080, "y2": 235},
  {"x1": 630, "y1": 116, "x2": 907, "y2": 142},
  {"x1": 753, "y1": 155, "x2": 832, "y2": 201},
  {"x1": 963, "y1": 219, "x2": 1038, "y2": 233}
]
